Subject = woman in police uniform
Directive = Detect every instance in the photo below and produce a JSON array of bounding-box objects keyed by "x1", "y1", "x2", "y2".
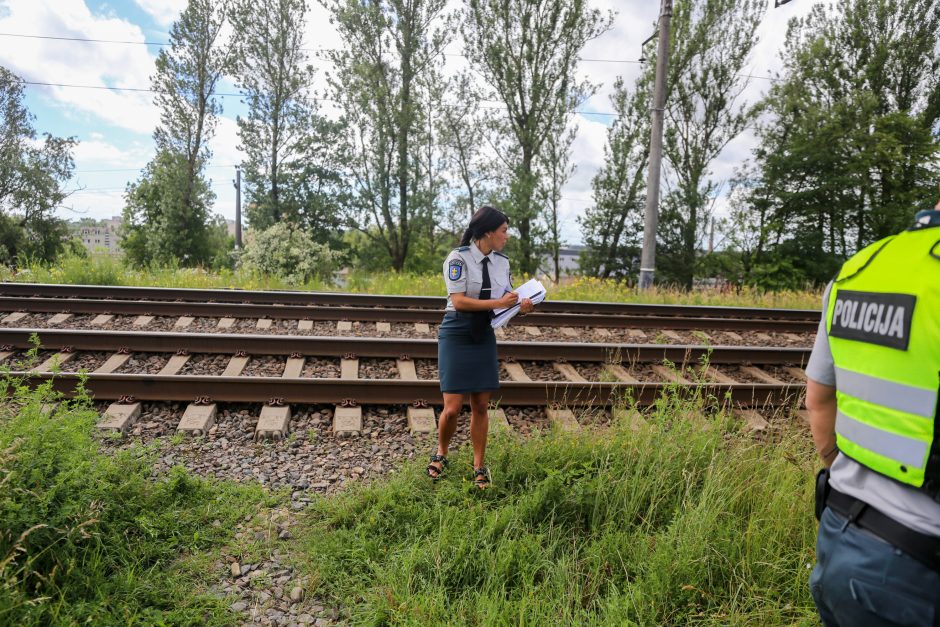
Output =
[{"x1": 427, "y1": 206, "x2": 535, "y2": 489}]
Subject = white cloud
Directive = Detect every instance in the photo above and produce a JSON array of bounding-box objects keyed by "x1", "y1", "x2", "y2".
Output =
[
  {"x1": 72, "y1": 137, "x2": 143, "y2": 165},
  {"x1": 0, "y1": 0, "x2": 160, "y2": 134},
  {"x1": 60, "y1": 188, "x2": 126, "y2": 221},
  {"x1": 133, "y1": 0, "x2": 186, "y2": 27}
]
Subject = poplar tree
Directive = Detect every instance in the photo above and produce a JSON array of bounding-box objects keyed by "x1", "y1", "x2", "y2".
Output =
[
  {"x1": 324, "y1": 0, "x2": 451, "y2": 271},
  {"x1": 461, "y1": 0, "x2": 611, "y2": 274},
  {"x1": 122, "y1": 0, "x2": 230, "y2": 267},
  {"x1": 539, "y1": 118, "x2": 575, "y2": 283},
  {"x1": 437, "y1": 72, "x2": 499, "y2": 218},
  {"x1": 232, "y1": 0, "x2": 343, "y2": 237},
  {"x1": 655, "y1": 0, "x2": 763, "y2": 289},
  {"x1": 578, "y1": 75, "x2": 651, "y2": 279}
]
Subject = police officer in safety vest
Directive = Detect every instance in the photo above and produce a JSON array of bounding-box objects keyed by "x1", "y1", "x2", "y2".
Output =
[{"x1": 806, "y1": 198, "x2": 940, "y2": 626}]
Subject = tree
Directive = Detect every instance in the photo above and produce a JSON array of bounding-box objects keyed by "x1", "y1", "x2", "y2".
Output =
[
  {"x1": 578, "y1": 75, "x2": 651, "y2": 279},
  {"x1": 233, "y1": 0, "x2": 341, "y2": 234},
  {"x1": 324, "y1": 0, "x2": 451, "y2": 271},
  {"x1": 437, "y1": 71, "x2": 499, "y2": 218},
  {"x1": 407, "y1": 62, "x2": 460, "y2": 271},
  {"x1": 122, "y1": 0, "x2": 230, "y2": 267},
  {"x1": 712, "y1": 169, "x2": 770, "y2": 286},
  {"x1": 656, "y1": 0, "x2": 763, "y2": 289},
  {"x1": 461, "y1": 0, "x2": 612, "y2": 274},
  {"x1": 121, "y1": 150, "x2": 226, "y2": 267},
  {"x1": 272, "y1": 117, "x2": 350, "y2": 246},
  {"x1": 0, "y1": 67, "x2": 76, "y2": 265},
  {"x1": 538, "y1": 118, "x2": 576, "y2": 283},
  {"x1": 745, "y1": 0, "x2": 940, "y2": 285}
]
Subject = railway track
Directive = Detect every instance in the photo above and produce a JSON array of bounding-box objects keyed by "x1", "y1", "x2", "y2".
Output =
[
  {"x1": 0, "y1": 282, "x2": 821, "y2": 332},
  {"x1": 2, "y1": 326, "x2": 806, "y2": 435},
  {"x1": 0, "y1": 284, "x2": 815, "y2": 438}
]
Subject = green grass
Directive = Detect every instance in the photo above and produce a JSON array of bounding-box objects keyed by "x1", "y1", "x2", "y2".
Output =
[
  {"x1": 1, "y1": 363, "x2": 822, "y2": 624},
  {"x1": 550, "y1": 276, "x2": 821, "y2": 310},
  {"x1": 295, "y1": 400, "x2": 820, "y2": 625},
  {"x1": 1, "y1": 253, "x2": 823, "y2": 309},
  {"x1": 0, "y1": 374, "x2": 275, "y2": 625},
  {"x1": 0, "y1": 278, "x2": 822, "y2": 623}
]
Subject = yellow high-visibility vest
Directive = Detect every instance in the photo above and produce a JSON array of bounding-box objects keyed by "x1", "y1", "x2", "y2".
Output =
[{"x1": 826, "y1": 225, "x2": 940, "y2": 497}]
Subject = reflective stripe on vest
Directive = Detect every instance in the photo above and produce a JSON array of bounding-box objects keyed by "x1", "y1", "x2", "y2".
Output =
[
  {"x1": 835, "y1": 366, "x2": 938, "y2": 419},
  {"x1": 837, "y1": 409, "x2": 930, "y2": 469}
]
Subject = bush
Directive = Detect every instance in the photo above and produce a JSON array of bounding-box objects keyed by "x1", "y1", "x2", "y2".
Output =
[
  {"x1": 0, "y1": 374, "x2": 267, "y2": 624},
  {"x1": 238, "y1": 223, "x2": 341, "y2": 285}
]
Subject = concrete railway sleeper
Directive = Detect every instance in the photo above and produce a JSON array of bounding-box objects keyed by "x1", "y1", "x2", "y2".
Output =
[
  {"x1": 0, "y1": 328, "x2": 811, "y2": 364},
  {"x1": 4, "y1": 332, "x2": 807, "y2": 441},
  {"x1": 14, "y1": 371, "x2": 802, "y2": 434}
]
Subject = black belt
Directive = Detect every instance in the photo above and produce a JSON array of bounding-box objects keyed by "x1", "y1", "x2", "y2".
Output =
[{"x1": 826, "y1": 486, "x2": 940, "y2": 573}]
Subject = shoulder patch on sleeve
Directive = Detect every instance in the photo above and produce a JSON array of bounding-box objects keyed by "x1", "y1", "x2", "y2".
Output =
[{"x1": 447, "y1": 258, "x2": 465, "y2": 281}]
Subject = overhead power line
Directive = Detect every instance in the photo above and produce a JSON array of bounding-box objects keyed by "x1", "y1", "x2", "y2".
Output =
[
  {"x1": 0, "y1": 32, "x2": 644, "y2": 65},
  {"x1": 0, "y1": 32, "x2": 171, "y2": 46},
  {"x1": 5, "y1": 31, "x2": 779, "y2": 84},
  {"x1": 75, "y1": 164, "x2": 237, "y2": 173},
  {"x1": 22, "y1": 80, "x2": 622, "y2": 117}
]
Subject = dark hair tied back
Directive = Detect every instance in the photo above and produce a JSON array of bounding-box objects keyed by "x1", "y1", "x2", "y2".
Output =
[{"x1": 460, "y1": 205, "x2": 508, "y2": 247}]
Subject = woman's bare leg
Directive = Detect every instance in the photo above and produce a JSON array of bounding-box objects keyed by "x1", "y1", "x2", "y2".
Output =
[
  {"x1": 430, "y1": 393, "x2": 464, "y2": 476},
  {"x1": 469, "y1": 392, "x2": 491, "y2": 470}
]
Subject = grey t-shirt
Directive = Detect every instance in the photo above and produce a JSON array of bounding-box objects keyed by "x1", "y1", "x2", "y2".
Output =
[
  {"x1": 442, "y1": 243, "x2": 512, "y2": 312},
  {"x1": 806, "y1": 282, "x2": 940, "y2": 537}
]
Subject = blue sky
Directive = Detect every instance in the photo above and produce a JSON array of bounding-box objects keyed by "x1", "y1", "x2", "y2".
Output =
[{"x1": 0, "y1": 0, "x2": 823, "y2": 243}]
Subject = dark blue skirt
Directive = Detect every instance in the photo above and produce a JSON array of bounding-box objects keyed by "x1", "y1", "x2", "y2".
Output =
[{"x1": 438, "y1": 312, "x2": 499, "y2": 394}]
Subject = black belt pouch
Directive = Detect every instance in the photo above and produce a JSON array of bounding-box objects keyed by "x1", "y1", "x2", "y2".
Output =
[{"x1": 815, "y1": 467, "x2": 831, "y2": 521}]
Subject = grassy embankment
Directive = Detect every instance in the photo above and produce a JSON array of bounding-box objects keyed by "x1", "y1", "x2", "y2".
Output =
[
  {"x1": 1, "y1": 253, "x2": 823, "y2": 310},
  {"x1": 2, "y1": 355, "x2": 821, "y2": 624},
  {"x1": 296, "y1": 393, "x2": 820, "y2": 625},
  {"x1": 0, "y1": 354, "x2": 276, "y2": 625},
  {"x1": 1, "y1": 255, "x2": 822, "y2": 623}
]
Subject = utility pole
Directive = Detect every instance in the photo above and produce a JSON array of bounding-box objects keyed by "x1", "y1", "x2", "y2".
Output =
[
  {"x1": 233, "y1": 166, "x2": 242, "y2": 249},
  {"x1": 638, "y1": 0, "x2": 673, "y2": 289}
]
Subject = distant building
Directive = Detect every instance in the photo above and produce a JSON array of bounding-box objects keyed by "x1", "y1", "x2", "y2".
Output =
[{"x1": 74, "y1": 216, "x2": 123, "y2": 255}]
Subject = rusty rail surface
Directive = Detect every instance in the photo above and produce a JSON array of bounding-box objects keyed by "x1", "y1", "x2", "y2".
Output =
[
  {"x1": 0, "y1": 282, "x2": 819, "y2": 320},
  {"x1": 9, "y1": 371, "x2": 803, "y2": 407},
  {"x1": 0, "y1": 296, "x2": 818, "y2": 332},
  {"x1": 0, "y1": 328, "x2": 810, "y2": 364}
]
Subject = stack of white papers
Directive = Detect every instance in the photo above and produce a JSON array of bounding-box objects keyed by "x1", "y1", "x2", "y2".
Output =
[{"x1": 491, "y1": 278, "x2": 547, "y2": 328}]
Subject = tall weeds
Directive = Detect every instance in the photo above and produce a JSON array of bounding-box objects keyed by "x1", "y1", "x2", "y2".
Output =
[
  {"x1": 5, "y1": 254, "x2": 823, "y2": 309},
  {"x1": 0, "y1": 376, "x2": 268, "y2": 625},
  {"x1": 298, "y1": 402, "x2": 819, "y2": 625}
]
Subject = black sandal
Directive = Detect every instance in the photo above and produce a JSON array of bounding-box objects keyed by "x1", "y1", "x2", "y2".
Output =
[
  {"x1": 473, "y1": 466, "x2": 491, "y2": 490},
  {"x1": 427, "y1": 454, "x2": 448, "y2": 480}
]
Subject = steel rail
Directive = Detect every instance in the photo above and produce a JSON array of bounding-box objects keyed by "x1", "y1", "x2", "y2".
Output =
[
  {"x1": 0, "y1": 282, "x2": 820, "y2": 321},
  {"x1": 9, "y1": 371, "x2": 803, "y2": 407},
  {"x1": 0, "y1": 296, "x2": 818, "y2": 332},
  {"x1": 0, "y1": 328, "x2": 810, "y2": 364}
]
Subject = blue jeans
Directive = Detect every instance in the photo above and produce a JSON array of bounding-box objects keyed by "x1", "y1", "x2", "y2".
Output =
[{"x1": 811, "y1": 507, "x2": 940, "y2": 626}]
